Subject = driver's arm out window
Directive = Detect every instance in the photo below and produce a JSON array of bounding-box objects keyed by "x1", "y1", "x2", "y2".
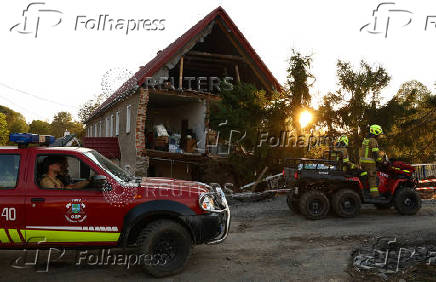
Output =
[{"x1": 0, "y1": 154, "x2": 20, "y2": 189}]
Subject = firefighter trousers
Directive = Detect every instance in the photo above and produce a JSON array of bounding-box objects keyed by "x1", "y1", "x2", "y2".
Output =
[{"x1": 361, "y1": 163, "x2": 379, "y2": 197}]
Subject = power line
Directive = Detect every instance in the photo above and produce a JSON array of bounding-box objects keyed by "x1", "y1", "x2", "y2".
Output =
[
  {"x1": 0, "y1": 92, "x2": 45, "y2": 120},
  {"x1": 0, "y1": 81, "x2": 79, "y2": 109}
]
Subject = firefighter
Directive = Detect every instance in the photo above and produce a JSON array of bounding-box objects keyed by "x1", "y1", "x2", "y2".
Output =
[
  {"x1": 335, "y1": 135, "x2": 357, "y2": 173},
  {"x1": 359, "y1": 124, "x2": 383, "y2": 198},
  {"x1": 40, "y1": 156, "x2": 90, "y2": 189}
]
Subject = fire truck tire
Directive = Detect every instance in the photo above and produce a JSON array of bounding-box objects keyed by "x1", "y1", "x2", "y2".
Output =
[
  {"x1": 394, "y1": 187, "x2": 422, "y2": 215},
  {"x1": 136, "y1": 219, "x2": 192, "y2": 277},
  {"x1": 299, "y1": 190, "x2": 330, "y2": 220},
  {"x1": 332, "y1": 189, "x2": 361, "y2": 218},
  {"x1": 286, "y1": 193, "x2": 300, "y2": 214}
]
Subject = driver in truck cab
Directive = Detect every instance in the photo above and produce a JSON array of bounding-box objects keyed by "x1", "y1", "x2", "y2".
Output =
[
  {"x1": 359, "y1": 124, "x2": 383, "y2": 198},
  {"x1": 40, "y1": 156, "x2": 90, "y2": 189}
]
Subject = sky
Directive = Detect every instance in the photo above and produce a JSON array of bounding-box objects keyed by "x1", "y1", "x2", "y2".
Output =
[{"x1": 1, "y1": 0, "x2": 436, "y2": 122}]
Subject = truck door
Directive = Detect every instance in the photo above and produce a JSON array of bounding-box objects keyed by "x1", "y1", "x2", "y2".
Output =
[
  {"x1": 0, "y1": 152, "x2": 26, "y2": 247},
  {"x1": 24, "y1": 152, "x2": 122, "y2": 247}
]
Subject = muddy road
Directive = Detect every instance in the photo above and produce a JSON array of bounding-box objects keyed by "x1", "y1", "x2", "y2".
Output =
[{"x1": 1, "y1": 196, "x2": 436, "y2": 281}]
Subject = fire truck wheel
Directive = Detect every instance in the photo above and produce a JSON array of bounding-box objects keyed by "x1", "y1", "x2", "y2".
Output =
[
  {"x1": 332, "y1": 189, "x2": 361, "y2": 218},
  {"x1": 394, "y1": 187, "x2": 422, "y2": 215},
  {"x1": 299, "y1": 190, "x2": 330, "y2": 220},
  {"x1": 286, "y1": 193, "x2": 300, "y2": 214},
  {"x1": 136, "y1": 219, "x2": 192, "y2": 277}
]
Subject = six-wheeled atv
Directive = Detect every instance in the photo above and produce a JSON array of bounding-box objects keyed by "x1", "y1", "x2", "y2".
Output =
[{"x1": 283, "y1": 157, "x2": 421, "y2": 220}]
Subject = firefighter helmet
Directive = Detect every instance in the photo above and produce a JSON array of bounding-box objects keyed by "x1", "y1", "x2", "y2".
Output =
[
  {"x1": 338, "y1": 135, "x2": 349, "y2": 146},
  {"x1": 369, "y1": 124, "x2": 383, "y2": 136}
]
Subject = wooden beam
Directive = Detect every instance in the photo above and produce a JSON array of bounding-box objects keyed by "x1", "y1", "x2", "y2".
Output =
[
  {"x1": 235, "y1": 64, "x2": 240, "y2": 83},
  {"x1": 179, "y1": 56, "x2": 184, "y2": 90},
  {"x1": 184, "y1": 55, "x2": 242, "y2": 65},
  {"x1": 183, "y1": 61, "x2": 227, "y2": 71},
  {"x1": 187, "y1": 51, "x2": 245, "y2": 62},
  {"x1": 150, "y1": 89, "x2": 221, "y2": 101},
  {"x1": 215, "y1": 20, "x2": 272, "y2": 92}
]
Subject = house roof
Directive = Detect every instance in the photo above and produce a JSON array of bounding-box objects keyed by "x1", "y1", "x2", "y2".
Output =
[
  {"x1": 82, "y1": 137, "x2": 121, "y2": 159},
  {"x1": 86, "y1": 6, "x2": 280, "y2": 123}
]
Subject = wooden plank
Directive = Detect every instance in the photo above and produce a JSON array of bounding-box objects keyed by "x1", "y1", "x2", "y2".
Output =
[
  {"x1": 187, "y1": 51, "x2": 245, "y2": 61},
  {"x1": 179, "y1": 56, "x2": 184, "y2": 90}
]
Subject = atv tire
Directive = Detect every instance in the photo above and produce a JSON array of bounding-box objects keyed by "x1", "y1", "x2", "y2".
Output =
[
  {"x1": 136, "y1": 219, "x2": 192, "y2": 277},
  {"x1": 286, "y1": 193, "x2": 300, "y2": 214},
  {"x1": 394, "y1": 187, "x2": 422, "y2": 215},
  {"x1": 332, "y1": 189, "x2": 361, "y2": 218},
  {"x1": 299, "y1": 190, "x2": 330, "y2": 220}
]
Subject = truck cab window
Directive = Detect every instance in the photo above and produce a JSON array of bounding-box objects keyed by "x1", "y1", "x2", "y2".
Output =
[
  {"x1": 36, "y1": 155, "x2": 97, "y2": 190},
  {"x1": 0, "y1": 154, "x2": 20, "y2": 189}
]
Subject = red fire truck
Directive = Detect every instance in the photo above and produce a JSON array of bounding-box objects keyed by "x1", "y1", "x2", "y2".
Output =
[{"x1": 0, "y1": 133, "x2": 230, "y2": 277}]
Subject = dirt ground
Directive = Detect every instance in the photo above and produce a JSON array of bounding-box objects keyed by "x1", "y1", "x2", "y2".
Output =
[{"x1": 1, "y1": 195, "x2": 436, "y2": 281}]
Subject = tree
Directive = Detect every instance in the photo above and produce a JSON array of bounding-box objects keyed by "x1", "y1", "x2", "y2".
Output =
[
  {"x1": 0, "y1": 113, "x2": 9, "y2": 146},
  {"x1": 284, "y1": 49, "x2": 314, "y2": 129},
  {"x1": 50, "y1": 112, "x2": 84, "y2": 138},
  {"x1": 210, "y1": 83, "x2": 267, "y2": 150},
  {"x1": 0, "y1": 105, "x2": 28, "y2": 133},
  {"x1": 78, "y1": 93, "x2": 108, "y2": 122},
  {"x1": 380, "y1": 81, "x2": 435, "y2": 162},
  {"x1": 318, "y1": 60, "x2": 391, "y2": 161},
  {"x1": 28, "y1": 120, "x2": 51, "y2": 135}
]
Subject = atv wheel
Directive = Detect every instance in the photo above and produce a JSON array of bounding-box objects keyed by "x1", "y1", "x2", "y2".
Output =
[
  {"x1": 332, "y1": 189, "x2": 361, "y2": 218},
  {"x1": 299, "y1": 191, "x2": 330, "y2": 220},
  {"x1": 374, "y1": 203, "x2": 393, "y2": 210},
  {"x1": 136, "y1": 219, "x2": 192, "y2": 277},
  {"x1": 286, "y1": 193, "x2": 300, "y2": 214},
  {"x1": 394, "y1": 187, "x2": 422, "y2": 215}
]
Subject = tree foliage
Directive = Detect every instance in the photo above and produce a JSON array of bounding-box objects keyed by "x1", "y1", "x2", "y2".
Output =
[
  {"x1": 379, "y1": 81, "x2": 435, "y2": 162},
  {"x1": 78, "y1": 93, "x2": 107, "y2": 122},
  {"x1": 318, "y1": 60, "x2": 391, "y2": 161},
  {"x1": 285, "y1": 49, "x2": 314, "y2": 129},
  {"x1": 51, "y1": 112, "x2": 84, "y2": 138},
  {"x1": 208, "y1": 50, "x2": 316, "y2": 183},
  {"x1": 210, "y1": 83, "x2": 269, "y2": 150},
  {"x1": 29, "y1": 120, "x2": 51, "y2": 135},
  {"x1": 0, "y1": 105, "x2": 28, "y2": 133},
  {"x1": 0, "y1": 113, "x2": 9, "y2": 146}
]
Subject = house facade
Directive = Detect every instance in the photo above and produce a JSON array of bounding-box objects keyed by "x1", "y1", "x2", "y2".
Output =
[{"x1": 83, "y1": 6, "x2": 280, "y2": 180}]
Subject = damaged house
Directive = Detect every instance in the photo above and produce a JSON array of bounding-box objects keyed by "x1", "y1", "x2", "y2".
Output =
[{"x1": 83, "y1": 6, "x2": 280, "y2": 180}]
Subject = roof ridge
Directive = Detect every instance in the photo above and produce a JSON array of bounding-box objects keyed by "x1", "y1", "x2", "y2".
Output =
[{"x1": 85, "y1": 6, "x2": 279, "y2": 123}]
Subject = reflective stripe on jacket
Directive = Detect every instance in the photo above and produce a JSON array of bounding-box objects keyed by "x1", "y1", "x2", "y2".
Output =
[{"x1": 359, "y1": 137, "x2": 380, "y2": 164}]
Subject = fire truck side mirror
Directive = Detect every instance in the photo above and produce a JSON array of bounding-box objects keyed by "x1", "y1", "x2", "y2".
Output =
[{"x1": 91, "y1": 175, "x2": 110, "y2": 191}]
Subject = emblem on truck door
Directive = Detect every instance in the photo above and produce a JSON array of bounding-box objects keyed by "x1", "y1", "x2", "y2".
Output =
[{"x1": 65, "y1": 199, "x2": 87, "y2": 223}]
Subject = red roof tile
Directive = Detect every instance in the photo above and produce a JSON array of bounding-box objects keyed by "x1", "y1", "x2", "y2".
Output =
[
  {"x1": 83, "y1": 137, "x2": 121, "y2": 159},
  {"x1": 86, "y1": 6, "x2": 280, "y2": 122}
]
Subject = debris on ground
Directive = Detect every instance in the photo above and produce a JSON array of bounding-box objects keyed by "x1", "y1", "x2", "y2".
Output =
[
  {"x1": 229, "y1": 173, "x2": 291, "y2": 202},
  {"x1": 350, "y1": 237, "x2": 436, "y2": 281}
]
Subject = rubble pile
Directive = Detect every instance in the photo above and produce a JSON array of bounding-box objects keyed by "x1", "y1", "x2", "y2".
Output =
[{"x1": 351, "y1": 237, "x2": 436, "y2": 280}]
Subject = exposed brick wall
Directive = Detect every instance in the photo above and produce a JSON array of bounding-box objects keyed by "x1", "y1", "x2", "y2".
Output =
[{"x1": 135, "y1": 87, "x2": 150, "y2": 176}]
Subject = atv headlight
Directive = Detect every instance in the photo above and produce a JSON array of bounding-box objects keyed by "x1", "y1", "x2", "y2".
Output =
[{"x1": 199, "y1": 193, "x2": 216, "y2": 211}]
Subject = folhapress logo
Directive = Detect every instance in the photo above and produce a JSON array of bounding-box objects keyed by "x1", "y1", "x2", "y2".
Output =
[
  {"x1": 9, "y1": 2, "x2": 166, "y2": 38},
  {"x1": 9, "y1": 2, "x2": 63, "y2": 38}
]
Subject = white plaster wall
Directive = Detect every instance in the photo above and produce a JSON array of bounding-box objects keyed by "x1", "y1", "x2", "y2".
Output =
[{"x1": 149, "y1": 99, "x2": 206, "y2": 151}]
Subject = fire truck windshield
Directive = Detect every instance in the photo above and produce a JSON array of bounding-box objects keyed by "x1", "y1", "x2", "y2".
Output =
[{"x1": 85, "y1": 150, "x2": 134, "y2": 183}]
